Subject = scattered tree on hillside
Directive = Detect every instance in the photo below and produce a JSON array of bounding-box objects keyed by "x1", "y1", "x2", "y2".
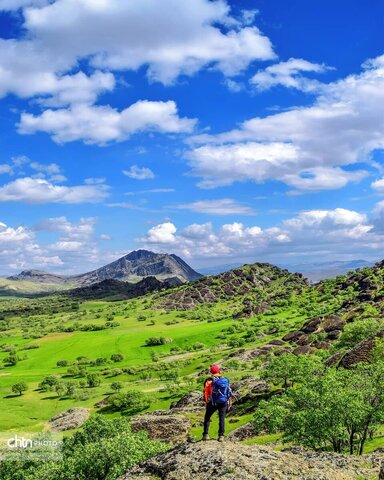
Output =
[{"x1": 11, "y1": 382, "x2": 28, "y2": 396}]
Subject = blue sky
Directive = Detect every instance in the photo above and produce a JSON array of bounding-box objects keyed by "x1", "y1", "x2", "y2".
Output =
[{"x1": 0, "y1": 0, "x2": 383, "y2": 275}]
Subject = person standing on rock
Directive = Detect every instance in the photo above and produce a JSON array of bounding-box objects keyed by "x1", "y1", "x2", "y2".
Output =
[{"x1": 202, "y1": 364, "x2": 233, "y2": 442}]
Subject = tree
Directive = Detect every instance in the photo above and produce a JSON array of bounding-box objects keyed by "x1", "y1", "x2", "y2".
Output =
[
  {"x1": 56, "y1": 359, "x2": 68, "y2": 367},
  {"x1": 86, "y1": 373, "x2": 101, "y2": 388},
  {"x1": 12, "y1": 382, "x2": 27, "y2": 396},
  {"x1": 261, "y1": 353, "x2": 324, "y2": 389},
  {"x1": 111, "y1": 382, "x2": 123, "y2": 393},
  {"x1": 253, "y1": 363, "x2": 384, "y2": 454},
  {"x1": 39, "y1": 375, "x2": 59, "y2": 391},
  {"x1": 109, "y1": 390, "x2": 150, "y2": 413},
  {"x1": 337, "y1": 319, "x2": 382, "y2": 349},
  {"x1": 3, "y1": 355, "x2": 18, "y2": 366}
]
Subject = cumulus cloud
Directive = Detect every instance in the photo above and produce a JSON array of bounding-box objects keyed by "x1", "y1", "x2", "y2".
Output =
[
  {"x1": 187, "y1": 55, "x2": 384, "y2": 191},
  {"x1": 250, "y1": 57, "x2": 330, "y2": 92},
  {"x1": 174, "y1": 199, "x2": 255, "y2": 215},
  {"x1": 0, "y1": 0, "x2": 275, "y2": 118},
  {"x1": 140, "y1": 207, "x2": 382, "y2": 262},
  {"x1": 123, "y1": 166, "x2": 155, "y2": 180},
  {"x1": 145, "y1": 222, "x2": 177, "y2": 244},
  {"x1": 371, "y1": 177, "x2": 384, "y2": 193},
  {"x1": 0, "y1": 177, "x2": 109, "y2": 203},
  {"x1": 19, "y1": 0, "x2": 274, "y2": 84},
  {"x1": 18, "y1": 100, "x2": 196, "y2": 144}
]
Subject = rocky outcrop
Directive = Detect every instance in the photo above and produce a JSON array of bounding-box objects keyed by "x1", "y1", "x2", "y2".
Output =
[
  {"x1": 122, "y1": 441, "x2": 383, "y2": 480},
  {"x1": 49, "y1": 407, "x2": 90, "y2": 431},
  {"x1": 226, "y1": 422, "x2": 258, "y2": 441},
  {"x1": 130, "y1": 411, "x2": 191, "y2": 443},
  {"x1": 156, "y1": 263, "x2": 308, "y2": 311}
]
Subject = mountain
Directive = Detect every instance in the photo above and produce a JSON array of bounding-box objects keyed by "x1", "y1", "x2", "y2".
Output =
[
  {"x1": 5, "y1": 250, "x2": 202, "y2": 294},
  {"x1": 279, "y1": 259, "x2": 374, "y2": 283}
]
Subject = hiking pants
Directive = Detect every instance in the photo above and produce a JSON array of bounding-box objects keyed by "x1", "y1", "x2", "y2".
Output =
[{"x1": 203, "y1": 402, "x2": 227, "y2": 436}]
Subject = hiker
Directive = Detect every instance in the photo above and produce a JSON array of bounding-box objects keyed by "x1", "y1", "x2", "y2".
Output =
[{"x1": 202, "y1": 364, "x2": 233, "y2": 442}]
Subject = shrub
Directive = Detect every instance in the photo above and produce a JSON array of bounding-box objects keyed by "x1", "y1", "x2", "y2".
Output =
[
  {"x1": 110, "y1": 353, "x2": 125, "y2": 363},
  {"x1": 57, "y1": 359, "x2": 68, "y2": 367},
  {"x1": 86, "y1": 373, "x2": 101, "y2": 388},
  {"x1": 145, "y1": 336, "x2": 173, "y2": 346}
]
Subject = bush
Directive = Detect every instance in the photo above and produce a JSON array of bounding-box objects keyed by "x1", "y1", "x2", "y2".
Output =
[
  {"x1": 110, "y1": 353, "x2": 125, "y2": 363},
  {"x1": 145, "y1": 336, "x2": 173, "y2": 346},
  {"x1": 57, "y1": 360, "x2": 68, "y2": 367},
  {"x1": 0, "y1": 415, "x2": 169, "y2": 480}
]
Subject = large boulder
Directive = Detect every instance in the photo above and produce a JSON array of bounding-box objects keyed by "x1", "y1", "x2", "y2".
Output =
[
  {"x1": 49, "y1": 407, "x2": 90, "y2": 431},
  {"x1": 340, "y1": 338, "x2": 375, "y2": 368},
  {"x1": 130, "y1": 411, "x2": 191, "y2": 443},
  {"x1": 226, "y1": 422, "x2": 258, "y2": 441},
  {"x1": 170, "y1": 391, "x2": 203, "y2": 412},
  {"x1": 122, "y1": 441, "x2": 383, "y2": 480}
]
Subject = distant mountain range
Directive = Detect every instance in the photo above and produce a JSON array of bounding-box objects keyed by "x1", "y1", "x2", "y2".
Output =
[{"x1": 5, "y1": 250, "x2": 202, "y2": 294}]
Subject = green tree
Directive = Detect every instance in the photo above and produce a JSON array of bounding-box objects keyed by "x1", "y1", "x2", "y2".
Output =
[
  {"x1": 11, "y1": 382, "x2": 28, "y2": 396},
  {"x1": 110, "y1": 382, "x2": 123, "y2": 393},
  {"x1": 109, "y1": 390, "x2": 150, "y2": 413},
  {"x1": 86, "y1": 373, "x2": 101, "y2": 388}
]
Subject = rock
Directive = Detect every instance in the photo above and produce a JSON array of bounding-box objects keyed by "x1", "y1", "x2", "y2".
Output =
[
  {"x1": 49, "y1": 407, "x2": 90, "y2": 431},
  {"x1": 227, "y1": 422, "x2": 258, "y2": 441},
  {"x1": 94, "y1": 397, "x2": 110, "y2": 408},
  {"x1": 268, "y1": 339, "x2": 285, "y2": 346},
  {"x1": 340, "y1": 338, "x2": 375, "y2": 368},
  {"x1": 322, "y1": 316, "x2": 345, "y2": 333},
  {"x1": 282, "y1": 330, "x2": 302, "y2": 342},
  {"x1": 301, "y1": 317, "x2": 322, "y2": 334},
  {"x1": 312, "y1": 340, "x2": 331, "y2": 350},
  {"x1": 231, "y1": 377, "x2": 269, "y2": 397},
  {"x1": 170, "y1": 391, "x2": 203, "y2": 412},
  {"x1": 122, "y1": 441, "x2": 383, "y2": 480},
  {"x1": 296, "y1": 334, "x2": 312, "y2": 346},
  {"x1": 130, "y1": 411, "x2": 191, "y2": 443},
  {"x1": 325, "y1": 351, "x2": 345, "y2": 367},
  {"x1": 293, "y1": 345, "x2": 313, "y2": 355},
  {"x1": 379, "y1": 461, "x2": 384, "y2": 480},
  {"x1": 327, "y1": 330, "x2": 341, "y2": 340}
]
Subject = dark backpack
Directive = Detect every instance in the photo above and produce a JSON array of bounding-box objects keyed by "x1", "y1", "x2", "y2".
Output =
[{"x1": 211, "y1": 376, "x2": 231, "y2": 405}]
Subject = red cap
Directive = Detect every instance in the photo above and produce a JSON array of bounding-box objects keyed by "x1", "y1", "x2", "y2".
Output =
[{"x1": 210, "y1": 364, "x2": 221, "y2": 374}]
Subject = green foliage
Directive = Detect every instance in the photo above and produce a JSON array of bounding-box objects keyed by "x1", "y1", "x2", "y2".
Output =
[
  {"x1": 254, "y1": 362, "x2": 384, "y2": 454},
  {"x1": 11, "y1": 381, "x2": 28, "y2": 396},
  {"x1": 145, "y1": 336, "x2": 172, "y2": 346},
  {"x1": 0, "y1": 415, "x2": 168, "y2": 480},
  {"x1": 337, "y1": 319, "x2": 383, "y2": 349},
  {"x1": 110, "y1": 353, "x2": 125, "y2": 362},
  {"x1": 110, "y1": 381, "x2": 123, "y2": 392},
  {"x1": 109, "y1": 390, "x2": 151, "y2": 413},
  {"x1": 261, "y1": 353, "x2": 324, "y2": 389},
  {"x1": 86, "y1": 373, "x2": 101, "y2": 388}
]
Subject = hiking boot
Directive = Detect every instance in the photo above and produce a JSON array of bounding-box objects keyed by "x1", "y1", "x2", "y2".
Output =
[
  {"x1": 218, "y1": 435, "x2": 224, "y2": 442},
  {"x1": 202, "y1": 434, "x2": 209, "y2": 441}
]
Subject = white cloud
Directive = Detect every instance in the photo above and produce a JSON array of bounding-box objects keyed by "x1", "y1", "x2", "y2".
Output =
[
  {"x1": 250, "y1": 57, "x2": 330, "y2": 92},
  {"x1": 19, "y1": 0, "x2": 274, "y2": 84},
  {"x1": 174, "y1": 198, "x2": 255, "y2": 215},
  {"x1": 19, "y1": 100, "x2": 196, "y2": 144},
  {"x1": 187, "y1": 55, "x2": 384, "y2": 191},
  {"x1": 30, "y1": 162, "x2": 61, "y2": 174},
  {"x1": 0, "y1": 177, "x2": 109, "y2": 203},
  {"x1": 140, "y1": 207, "x2": 381, "y2": 262},
  {"x1": 145, "y1": 222, "x2": 177, "y2": 244},
  {"x1": 372, "y1": 177, "x2": 384, "y2": 193},
  {"x1": 0, "y1": 164, "x2": 13, "y2": 175},
  {"x1": 123, "y1": 165, "x2": 155, "y2": 180}
]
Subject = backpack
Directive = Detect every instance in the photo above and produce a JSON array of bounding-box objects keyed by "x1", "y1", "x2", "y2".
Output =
[{"x1": 211, "y1": 376, "x2": 231, "y2": 405}]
